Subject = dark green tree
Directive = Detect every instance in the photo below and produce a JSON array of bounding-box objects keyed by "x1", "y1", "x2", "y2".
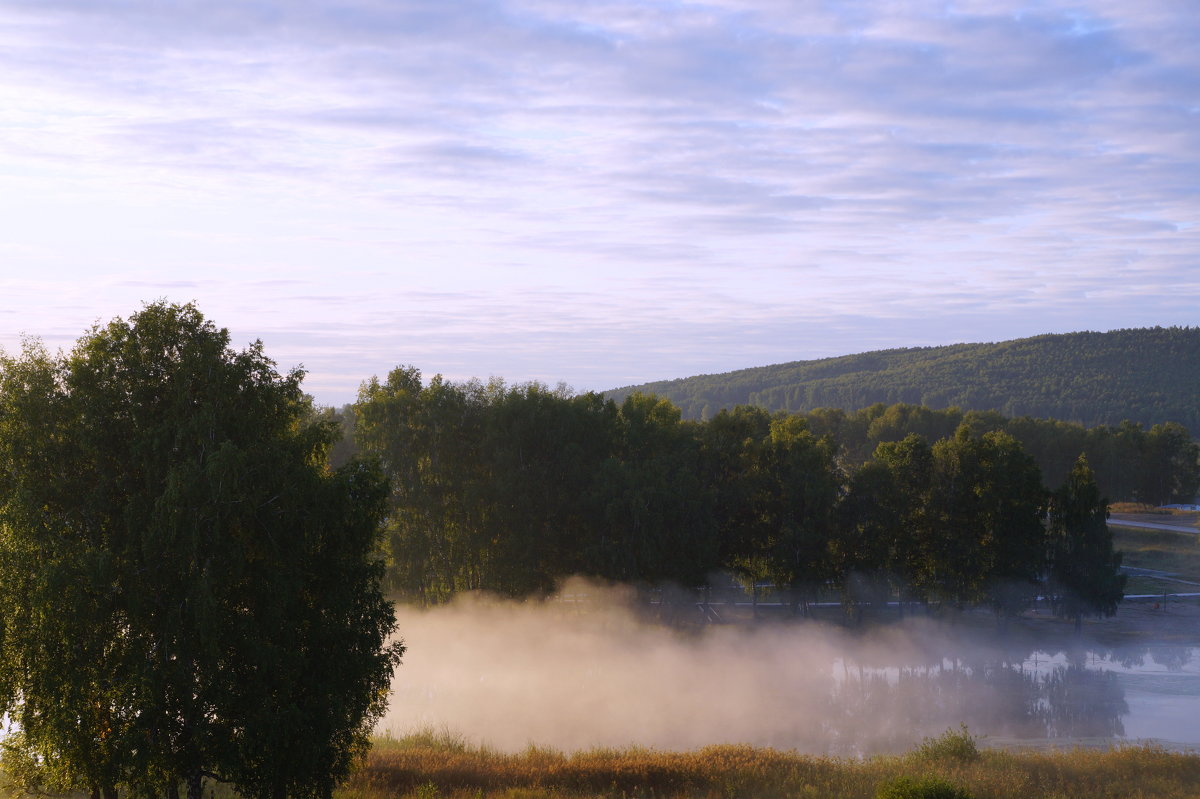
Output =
[
  {"x1": 872, "y1": 434, "x2": 935, "y2": 603},
  {"x1": 479, "y1": 382, "x2": 615, "y2": 595},
  {"x1": 1048, "y1": 455, "x2": 1126, "y2": 631},
  {"x1": 586, "y1": 393, "x2": 716, "y2": 586},
  {"x1": 354, "y1": 368, "x2": 492, "y2": 601},
  {"x1": 833, "y1": 459, "x2": 909, "y2": 619},
  {"x1": 0, "y1": 340, "x2": 133, "y2": 799},
  {"x1": 757, "y1": 415, "x2": 841, "y2": 613},
  {"x1": 697, "y1": 406, "x2": 773, "y2": 580},
  {"x1": 926, "y1": 428, "x2": 1045, "y2": 613},
  {"x1": 0, "y1": 303, "x2": 403, "y2": 799},
  {"x1": 1139, "y1": 422, "x2": 1200, "y2": 506}
]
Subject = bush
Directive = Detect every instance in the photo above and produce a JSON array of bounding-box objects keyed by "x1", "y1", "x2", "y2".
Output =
[
  {"x1": 911, "y1": 726, "x2": 980, "y2": 764},
  {"x1": 876, "y1": 775, "x2": 974, "y2": 799}
]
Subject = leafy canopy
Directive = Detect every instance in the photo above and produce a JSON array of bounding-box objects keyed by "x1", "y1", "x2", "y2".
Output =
[{"x1": 0, "y1": 302, "x2": 403, "y2": 799}]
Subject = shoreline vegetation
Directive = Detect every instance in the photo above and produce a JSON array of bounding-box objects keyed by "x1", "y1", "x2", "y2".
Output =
[
  {"x1": 8, "y1": 729, "x2": 1200, "y2": 799},
  {"x1": 342, "y1": 728, "x2": 1200, "y2": 799}
]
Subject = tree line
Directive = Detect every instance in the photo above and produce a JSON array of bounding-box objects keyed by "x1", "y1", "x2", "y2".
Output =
[
  {"x1": 798, "y1": 402, "x2": 1199, "y2": 507},
  {"x1": 608, "y1": 327, "x2": 1200, "y2": 433},
  {"x1": 354, "y1": 367, "x2": 1130, "y2": 626}
]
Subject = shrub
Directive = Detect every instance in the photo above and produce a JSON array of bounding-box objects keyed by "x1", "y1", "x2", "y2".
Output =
[
  {"x1": 876, "y1": 775, "x2": 974, "y2": 799},
  {"x1": 911, "y1": 726, "x2": 980, "y2": 764}
]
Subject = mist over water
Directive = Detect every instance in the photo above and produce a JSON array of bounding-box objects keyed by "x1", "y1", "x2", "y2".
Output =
[{"x1": 379, "y1": 578, "x2": 1198, "y2": 753}]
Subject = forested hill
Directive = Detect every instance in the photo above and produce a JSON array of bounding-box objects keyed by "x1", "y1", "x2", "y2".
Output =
[{"x1": 607, "y1": 327, "x2": 1200, "y2": 430}]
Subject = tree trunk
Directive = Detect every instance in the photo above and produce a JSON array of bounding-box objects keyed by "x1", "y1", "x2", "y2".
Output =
[
  {"x1": 102, "y1": 785, "x2": 118, "y2": 799},
  {"x1": 168, "y1": 780, "x2": 180, "y2": 799},
  {"x1": 188, "y1": 772, "x2": 203, "y2": 799}
]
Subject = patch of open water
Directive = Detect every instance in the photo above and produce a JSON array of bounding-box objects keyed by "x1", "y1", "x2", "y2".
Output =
[{"x1": 835, "y1": 644, "x2": 1200, "y2": 752}]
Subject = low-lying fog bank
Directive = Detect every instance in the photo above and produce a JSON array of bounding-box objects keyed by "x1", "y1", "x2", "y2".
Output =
[{"x1": 378, "y1": 578, "x2": 1200, "y2": 754}]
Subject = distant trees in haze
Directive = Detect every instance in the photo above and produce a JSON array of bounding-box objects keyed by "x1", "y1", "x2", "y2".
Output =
[{"x1": 354, "y1": 368, "x2": 1146, "y2": 624}]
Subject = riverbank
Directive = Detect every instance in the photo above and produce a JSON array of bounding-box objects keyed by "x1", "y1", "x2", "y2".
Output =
[{"x1": 344, "y1": 728, "x2": 1200, "y2": 799}]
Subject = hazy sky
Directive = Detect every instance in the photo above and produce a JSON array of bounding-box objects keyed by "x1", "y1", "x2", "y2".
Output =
[{"x1": 2, "y1": 1, "x2": 1197, "y2": 405}]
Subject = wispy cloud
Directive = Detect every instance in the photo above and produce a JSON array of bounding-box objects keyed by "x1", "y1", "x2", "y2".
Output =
[{"x1": 0, "y1": 0, "x2": 1196, "y2": 403}]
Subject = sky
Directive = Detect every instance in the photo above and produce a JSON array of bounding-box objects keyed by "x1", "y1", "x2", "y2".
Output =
[{"x1": 1, "y1": 0, "x2": 1197, "y2": 406}]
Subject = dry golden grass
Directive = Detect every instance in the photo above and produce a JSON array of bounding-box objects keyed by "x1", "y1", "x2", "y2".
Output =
[
  {"x1": 340, "y1": 729, "x2": 1200, "y2": 799},
  {"x1": 1109, "y1": 503, "x2": 1172, "y2": 515}
]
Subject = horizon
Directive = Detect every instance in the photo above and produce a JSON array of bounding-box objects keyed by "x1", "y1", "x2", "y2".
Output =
[{"x1": 2, "y1": 1, "x2": 1197, "y2": 406}]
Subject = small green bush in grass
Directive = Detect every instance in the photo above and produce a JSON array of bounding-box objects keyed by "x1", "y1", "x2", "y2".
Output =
[
  {"x1": 911, "y1": 726, "x2": 980, "y2": 764},
  {"x1": 876, "y1": 775, "x2": 974, "y2": 799},
  {"x1": 415, "y1": 781, "x2": 441, "y2": 799}
]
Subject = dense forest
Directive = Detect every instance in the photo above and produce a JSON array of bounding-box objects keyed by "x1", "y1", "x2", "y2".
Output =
[
  {"x1": 350, "y1": 368, "x2": 1158, "y2": 627},
  {"x1": 607, "y1": 327, "x2": 1200, "y2": 430}
]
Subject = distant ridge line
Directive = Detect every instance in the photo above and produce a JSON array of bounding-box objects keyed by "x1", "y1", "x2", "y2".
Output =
[{"x1": 606, "y1": 327, "x2": 1200, "y2": 430}]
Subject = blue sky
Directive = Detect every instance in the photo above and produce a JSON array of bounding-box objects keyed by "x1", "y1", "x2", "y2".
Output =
[{"x1": 1, "y1": 0, "x2": 1197, "y2": 405}]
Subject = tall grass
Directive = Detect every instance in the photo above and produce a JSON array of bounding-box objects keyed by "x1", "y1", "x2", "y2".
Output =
[
  {"x1": 342, "y1": 728, "x2": 1200, "y2": 799},
  {"x1": 1111, "y1": 526, "x2": 1200, "y2": 583}
]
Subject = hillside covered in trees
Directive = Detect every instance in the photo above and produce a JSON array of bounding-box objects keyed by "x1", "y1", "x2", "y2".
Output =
[{"x1": 607, "y1": 327, "x2": 1200, "y2": 429}]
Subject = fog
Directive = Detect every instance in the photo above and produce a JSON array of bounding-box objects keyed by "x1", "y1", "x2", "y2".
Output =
[{"x1": 379, "y1": 578, "x2": 1133, "y2": 754}]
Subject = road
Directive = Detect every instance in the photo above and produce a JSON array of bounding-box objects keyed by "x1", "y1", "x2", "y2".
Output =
[{"x1": 1109, "y1": 514, "x2": 1199, "y2": 534}]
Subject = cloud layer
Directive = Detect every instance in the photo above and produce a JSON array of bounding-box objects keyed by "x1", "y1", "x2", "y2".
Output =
[{"x1": 1, "y1": 0, "x2": 1197, "y2": 402}]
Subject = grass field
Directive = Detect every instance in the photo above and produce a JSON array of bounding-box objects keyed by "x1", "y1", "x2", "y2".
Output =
[
  {"x1": 339, "y1": 728, "x2": 1200, "y2": 799},
  {"x1": 1110, "y1": 523, "x2": 1200, "y2": 597}
]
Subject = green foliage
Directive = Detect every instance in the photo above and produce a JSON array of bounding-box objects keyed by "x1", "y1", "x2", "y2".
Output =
[
  {"x1": 355, "y1": 363, "x2": 1137, "y2": 623},
  {"x1": 697, "y1": 405, "x2": 773, "y2": 575},
  {"x1": 355, "y1": 377, "x2": 725, "y2": 601},
  {"x1": 928, "y1": 429, "x2": 1047, "y2": 612},
  {"x1": 604, "y1": 395, "x2": 1200, "y2": 510},
  {"x1": 608, "y1": 327, "x2": 1200, "y2": 434},
  {"x1": 754, "y1": 415, "x2": 841, "y2": 608},
  {"x1": 609, "y1": 329, "x2": 1200, "y2": 505},
  {"x1": 1048, "y1": 456, "x2": 1126, "y2": 627},
  {"x1": 875, "y1": 776, "x2": 974, "y2": 799},
  {"x1": 589, "y1": 393, "x2": 717, "y2": 587},
  {"x1": 375, "y1": 729, "x2": 474, "y2": 754},
  {"x1": 910, "y1": 726, "x2": 981, "y2": 764},
  {"x1": 0, "y1": 730, "x2": 80, "y2": 797},
  {"x1": 814, "y1": 404, "x2": 1194, "y2": 506},
  {"x1": 414, "y1": 782, "x2": 440, "y2": 799},
  {"x1": 0, "y1": 302, "x2": 403, "y2": 799}
]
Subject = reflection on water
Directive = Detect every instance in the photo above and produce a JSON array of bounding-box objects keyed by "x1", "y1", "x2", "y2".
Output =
[{"x1": 826, "y1": 644, "x2": 1200, "y2": 753}]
